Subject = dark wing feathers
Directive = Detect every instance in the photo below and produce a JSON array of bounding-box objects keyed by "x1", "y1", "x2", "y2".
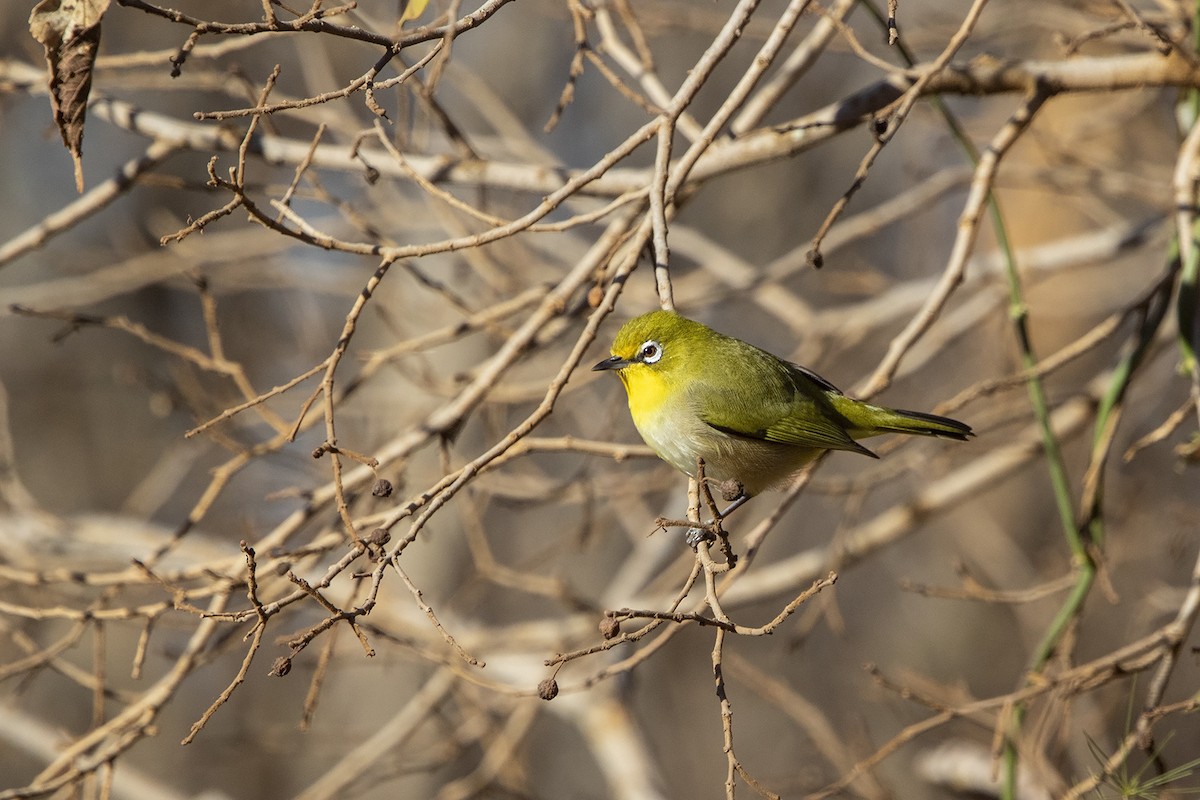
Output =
[{"x1": 788, "y1": 362, "x2": 843, "y2": 395}]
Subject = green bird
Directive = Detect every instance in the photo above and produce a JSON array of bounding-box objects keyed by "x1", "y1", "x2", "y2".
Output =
[{"x1": 593, "y1": 310, "x2": 972, "y2": 497}]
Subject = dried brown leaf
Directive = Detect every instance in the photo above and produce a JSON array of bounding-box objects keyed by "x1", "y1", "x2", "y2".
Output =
[{"x1": 29, "y1": 0, "x2": 111, "y2": 192}]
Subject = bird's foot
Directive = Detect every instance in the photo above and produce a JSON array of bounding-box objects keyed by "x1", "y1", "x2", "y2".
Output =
[
  {"x1": 684, "y1": 526, "x2": 715, "y2": 548},
  {"x1": 682, "y1": 522, "x2": 737, "y2": 566},
  {"x1": 654, "y1": 515, "x2": 738, "y2": 566}
]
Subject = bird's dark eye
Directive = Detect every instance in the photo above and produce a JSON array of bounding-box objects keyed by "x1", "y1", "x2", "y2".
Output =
[{"x1": 639, "y1": 340, "x2": 662, "y2": 364}]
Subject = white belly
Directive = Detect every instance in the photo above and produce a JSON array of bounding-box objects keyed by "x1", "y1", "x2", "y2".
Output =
[{"x1": 633, "y1": 403, "x2": 819, "y2": 495}]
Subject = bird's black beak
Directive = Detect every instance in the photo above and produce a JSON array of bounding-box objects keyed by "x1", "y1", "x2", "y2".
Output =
[{"x1": 592, "y1": 355, "x2": 630, "y2": 371}]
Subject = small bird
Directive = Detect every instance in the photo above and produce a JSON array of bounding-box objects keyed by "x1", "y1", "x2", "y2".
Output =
[{"x1": 593, "y1": 310, "x2": 972, "y2": 498}]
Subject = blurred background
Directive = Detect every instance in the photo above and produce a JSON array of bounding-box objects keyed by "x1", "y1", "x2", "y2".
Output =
[{"x1": 1, "y1": 0, "x2": 1198, "y2": 798}]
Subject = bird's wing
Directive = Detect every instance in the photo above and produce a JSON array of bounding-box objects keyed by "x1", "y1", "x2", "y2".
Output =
[{"x1": 692, "y1": 357, "x2": 872, "y2": 454}]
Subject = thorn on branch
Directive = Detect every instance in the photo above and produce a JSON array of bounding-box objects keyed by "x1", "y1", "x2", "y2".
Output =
[{"x1": 170, "y1": 28, "x2": 204, "y2": 78}]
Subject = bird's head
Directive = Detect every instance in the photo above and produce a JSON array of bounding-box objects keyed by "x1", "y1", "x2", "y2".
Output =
[{"x1": 592, "y1": 310, "x2": 704, "y2": 390}]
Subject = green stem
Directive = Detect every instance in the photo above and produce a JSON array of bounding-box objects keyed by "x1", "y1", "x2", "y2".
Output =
[{"x1": 1178, "y1": 215, "x2": 1200, "y2": 374}]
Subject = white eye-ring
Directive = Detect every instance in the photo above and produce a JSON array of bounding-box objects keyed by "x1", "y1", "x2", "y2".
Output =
[{"x1": 638, "y1": 340, "x2": 663, "y2": 364}]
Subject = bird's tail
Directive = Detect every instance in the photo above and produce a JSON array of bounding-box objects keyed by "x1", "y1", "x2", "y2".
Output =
[{"x1": 863, "y1": 406, "x2": 974, "y2": 441}]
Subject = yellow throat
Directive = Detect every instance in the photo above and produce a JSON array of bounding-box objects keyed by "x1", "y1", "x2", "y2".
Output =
[{"x1": 617, "y1": 361, "x2": 672, "y2": 426}]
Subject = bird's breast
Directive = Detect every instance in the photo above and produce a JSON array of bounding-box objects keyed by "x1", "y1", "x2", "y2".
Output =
[
  {"x1": 620, "y1": 367, "x2": 705, "y2": 473},
  {"x1": 623, "y1": 368, "x2": 823, "y2": 494}
]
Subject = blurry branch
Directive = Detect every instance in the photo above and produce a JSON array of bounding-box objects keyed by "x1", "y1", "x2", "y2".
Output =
[
  {"x1": 653, "y1": 0, "x2": 813, "y2": 317},
  {"x1": 5, "y1": 2, "x2": 1200, "y2": 798},
  {"x1": 460, "y1": 488, "x2": 591, "y2": 609},
  {"x1": 102, "y1": 211, "x2": 654, "y2": 705},
  {"x1": 1124, "y1": 394, "x2": 1198, "y2": 460},
  {"x1": 196, "y1": 46, "x2": 445, "y2": 121},
  {"x1": 808, "y1": 578, "x2": 1200, "y2": 800},
  {"x1": 902, "y1": 571, "x2": 1078, "y2": 605},
  {"x1": 730, "y1": 0, "x2": 858, "y2": 135},
  {"x1": 564, "y1": 688, "x2": 671, "y2": 800},
  {"x1": 915, "y1": 740, "x2": 1053, "y2": 800},
  {"x1": 593, "y1": 5, "x2": 704, "y2": 142},
  {"x1": 1061, "y1": 695, "x2": 1200, "y2": 800},
  {"x1": 5, "y1": 49, "x2": 1199, "y2": 212},
  {"x1": 673, "y1": 185, "x2": 1163, "y2": 376},
  {"x1": 94, "y1": 26, "x2": 287, "y2": 69},
  {"x1": 696, "y1": 51, "x2": 1200, "y2": 183},
  {"x1": 0, "y1": 382, "x2": 40, "y2": 515},
  {"x1": 3, "y1": 592, "x2": 231, "y2": 799},
  {"x1": 374, "y1": 216, "x2": 649, "y2": 554},
  {"x1": 0, "y1": 226, "x2": 315, "y2": 313},
  {"x1": 9, "y1": 303, "x2": 292, "y2": 437},
  {"x1": 862, "y1": 84, "x2": 1050, "y2": 397},
  {"x1": 291, "y1": 669, "x2": 457, "y2": 800},
  {"x1": 806, "y1": 0, "x2": 991, "y2": 267},
  {"x1": 828, "y1": 219, "x2": 1164, "y2": 384},
  {"x1": 0, "y1": 139, "x2": 179, "y2": 270},
  {"x1": 188, "y1": 283, "x2": 551, "y2": 439},
  {"x1": 179, "y1": 544, "x2": 269, "y2": 745},
  {"x1": 726, "y1": 652, "x2": 889, "y2": 800},
  {"x1": 115, "y1": 0, "x2": 513, "y2": 55},
  {"x1": 721, "y1": 384, "x2": 1097, "y2": 608},
  {"x1": 0, "y1": 705, "x2": 235, "y2": 800},
  {"x1": 646, "y1": 0, "x2": 800, "y2": 310},
  {"x1": 236, "y1": 118, "x2": 659, "y2": 258},
  {"x1": 436, "y1": 701, "x2": 539, "y2": 800}
]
